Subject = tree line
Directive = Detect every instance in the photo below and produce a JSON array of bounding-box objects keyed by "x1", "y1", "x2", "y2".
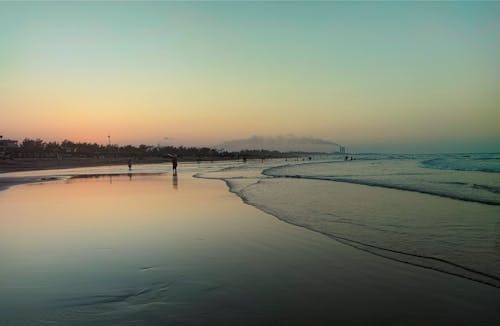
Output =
[{"x1": 9, "y1": 138, "x2": 313, "y2": 160}]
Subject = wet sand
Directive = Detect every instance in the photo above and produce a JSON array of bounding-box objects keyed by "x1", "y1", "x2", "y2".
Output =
[
  {"x1": 0, "y1": 159, "x2": 153, "y2": 192},
  {"x1": 0, "y1": 158, "x2": 232, "y2": 192},
  {"x1": 0, "y1": 157, "x2": 236, "y2": 174},
  {"x1": 0, "y1": 158, "x2": 143, "y2": 173},
  {"x1": 0, "y1": 169, "x2": 499, "y2": 324},
  {"x1": 0, "y1": 176, "x2": 44, "y2": 192},
  {"x1": 0, "y1": 162, "x2": 174, "y2": 192}
]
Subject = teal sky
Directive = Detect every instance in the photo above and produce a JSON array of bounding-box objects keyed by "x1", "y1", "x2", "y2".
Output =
[{"x1": 0, "y1": 1, "x2": 499, "y2": 153}]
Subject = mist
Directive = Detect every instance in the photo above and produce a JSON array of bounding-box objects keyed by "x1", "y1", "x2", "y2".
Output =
[{"x1": 217, "y1": 135, "x2": 341, "y2": 153}]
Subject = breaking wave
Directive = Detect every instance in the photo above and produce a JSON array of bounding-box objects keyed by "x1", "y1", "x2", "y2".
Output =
[{"x1": 421, "y1": 155, "x2": 500, "y2": 173}]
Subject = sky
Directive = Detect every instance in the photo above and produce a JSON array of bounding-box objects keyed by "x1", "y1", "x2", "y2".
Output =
[{"x1": 0, "y1": 1, "x2": 499, "y2": 153}]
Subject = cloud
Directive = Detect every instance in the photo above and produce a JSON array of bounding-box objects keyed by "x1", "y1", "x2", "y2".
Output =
[{"x1": 217, "y1": 135, "x2": 341, "y2": 153}]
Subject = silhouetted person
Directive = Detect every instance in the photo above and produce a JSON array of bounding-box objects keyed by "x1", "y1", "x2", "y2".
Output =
[
  {"x1": 345, "y1": 156, "x2": 349, "y2": 161},
  {"x1": 127, "y1": 159, "x2": 132, "y2": 170},
  {"x1": 168, "y1": 154, "x2": 178, "y2": 174}
]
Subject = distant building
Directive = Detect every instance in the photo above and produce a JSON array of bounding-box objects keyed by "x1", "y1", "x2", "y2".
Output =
[
  {"x1": 0, "y1": 139, "x2": 18, "y2": 148},
  {"x1": 0, "y1": 136, "x2": 18, "y2": 159}
]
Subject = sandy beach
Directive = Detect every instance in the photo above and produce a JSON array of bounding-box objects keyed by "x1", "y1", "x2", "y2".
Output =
[
  {"x1": 0, "y1": 164, "x2": 127, "y2": 193},
  {"x1": 0, "y1": 157, "x2": 176, "y2": 174},
  {"x1": 1, "y1": 163, "x2": 499, "y2": 324},
  {"x1": 0, "y1": 157, "x2": 201, "y2": 192}
]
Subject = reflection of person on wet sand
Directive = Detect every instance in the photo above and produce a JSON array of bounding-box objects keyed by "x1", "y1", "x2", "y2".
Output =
[
  {"x1": 172, "y1": 173, "x2": 178, "y2": 190},
  {"x1": 167, "y1": 154, "x2": 178, "y2": 174}
]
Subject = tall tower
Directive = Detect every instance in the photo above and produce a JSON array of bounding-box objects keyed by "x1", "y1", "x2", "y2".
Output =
[{"x1": 107, "y1": 134, "x2": 111, "y2": 147}]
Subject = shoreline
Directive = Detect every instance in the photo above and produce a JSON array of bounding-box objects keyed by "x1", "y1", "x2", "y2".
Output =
[
  {"x1": 0, "y1": 176, "x2": 53, "y2": 192},
  {"x1": 0, "y1": 156, "x2": 290, "y2": 174},
  {"x1": 0, "y1": 157, "x2": 175, "y2": 174},
  {"x1": 0, "y1": 157, "x2": 285, "y2": 192},
  {"x1": 0, "y1": 158, "x2": 223, "y2": 192},
  {"x1": 196, "y1": 169, "x2": 500, "y2": 289},
  {"x1": 0, "y1": 159, "x2": 128, "y2": 192}
]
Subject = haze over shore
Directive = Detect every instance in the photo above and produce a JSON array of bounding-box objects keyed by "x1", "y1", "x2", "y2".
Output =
[{"x1": 218, "y1": 135, "x2": 340, "y2": 153}]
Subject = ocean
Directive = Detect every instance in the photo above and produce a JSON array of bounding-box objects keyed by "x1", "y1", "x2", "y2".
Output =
[{"x1": 197, "y1": 153, "x2": 500, "y2": 288}]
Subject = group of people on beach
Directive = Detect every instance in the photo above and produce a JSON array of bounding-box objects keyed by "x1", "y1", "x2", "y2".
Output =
[
  {"x1": 127, "y1": 154, "x2": 178, "y2": 174},
  {"x1": 129, "y1": 154, "x2": 352, "y2": 172}
]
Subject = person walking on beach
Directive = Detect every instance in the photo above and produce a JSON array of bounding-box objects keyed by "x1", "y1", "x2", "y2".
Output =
[
  {"x1": 168, "y1": 154, "x2": 178, "y2": 175},
  {"x1": 127, "y1": 158, "x2": 132, "y2": 170}
]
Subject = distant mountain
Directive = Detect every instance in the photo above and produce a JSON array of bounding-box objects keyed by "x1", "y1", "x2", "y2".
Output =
[{"x1": 217, "y1": 135, "x2": 340, "y2": 153}]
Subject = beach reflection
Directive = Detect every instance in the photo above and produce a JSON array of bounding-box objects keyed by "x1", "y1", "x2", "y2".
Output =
[
  {"x1": 67, "y1": 172, "x2": 164, "y2": 181},
  {"x1": 0, "y1": 172, "x2": 262, "y2": 322},
  {"x1": 0, "y1": 172, "x2": 278, "y2": 284},
  {"x1": 172, "y1": 173, "x2": 178, "y2": 190}
]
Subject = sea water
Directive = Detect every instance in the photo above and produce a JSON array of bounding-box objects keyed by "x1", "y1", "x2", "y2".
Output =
[{"x1": 197, "y1": 153, "x2": 500, "y2": 288}]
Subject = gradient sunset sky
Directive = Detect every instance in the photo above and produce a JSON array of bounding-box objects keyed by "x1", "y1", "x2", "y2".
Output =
[{"x1": 1, "y1": 1, "x2": 499, "y2": 153}]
